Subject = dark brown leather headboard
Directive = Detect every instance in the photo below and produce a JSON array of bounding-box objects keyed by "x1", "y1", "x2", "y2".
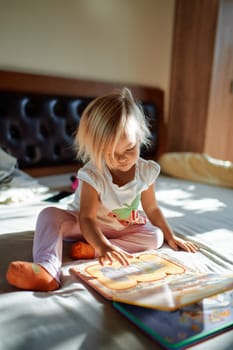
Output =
[{"x1": 0, "y1": 70, "x2": 165, "y2": 176}]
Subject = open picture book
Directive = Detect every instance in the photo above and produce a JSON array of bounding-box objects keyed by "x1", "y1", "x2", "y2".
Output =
[{"x1": 71, "y1": 251, "x2": 233, "y2": 311}]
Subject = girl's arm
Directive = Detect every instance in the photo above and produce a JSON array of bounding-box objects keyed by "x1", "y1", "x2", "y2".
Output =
[
  {"x1": 141, "y1": 184, "x2": 198, "y2": 252},
  {"x1": 79, "y1": 181, "x2": 132, "y2": 265}
]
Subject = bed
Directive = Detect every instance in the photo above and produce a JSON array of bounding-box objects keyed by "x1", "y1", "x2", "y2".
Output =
[{"x1": 0, "y1": 70, "x2": 232, "y2": 350}]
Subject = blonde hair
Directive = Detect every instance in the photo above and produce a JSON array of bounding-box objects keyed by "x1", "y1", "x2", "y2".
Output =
[{"x1": 75, "y1": 87, "x2": 151, "y2": 170}]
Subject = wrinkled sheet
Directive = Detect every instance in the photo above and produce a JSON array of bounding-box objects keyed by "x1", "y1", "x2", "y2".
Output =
[{"x1": 0, "y1": 174, "x2": 232, "y2": 350}]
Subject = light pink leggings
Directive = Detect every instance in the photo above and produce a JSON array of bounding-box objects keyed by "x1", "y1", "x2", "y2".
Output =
[{"x1": 33, "y1": 207, "x2": 164, "y2": 283}]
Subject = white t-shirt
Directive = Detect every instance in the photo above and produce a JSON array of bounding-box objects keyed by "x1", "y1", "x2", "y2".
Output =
[{"x1": 68, "y1": 157, "x2": 160, "y2": 230}]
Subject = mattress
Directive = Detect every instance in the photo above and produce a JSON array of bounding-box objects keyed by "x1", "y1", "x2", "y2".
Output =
[{"x1": 0, "y1": 172, "x2": 232, "y2": 350}]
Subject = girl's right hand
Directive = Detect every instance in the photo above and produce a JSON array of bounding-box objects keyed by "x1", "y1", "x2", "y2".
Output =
[{"x1": 98, "y1": 244, "x2": 133, "y2": 266}]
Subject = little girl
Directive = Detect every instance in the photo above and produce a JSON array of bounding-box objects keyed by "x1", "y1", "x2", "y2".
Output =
[{"x1": 6, "y1": 88, "x2": 197, "y2": 291}]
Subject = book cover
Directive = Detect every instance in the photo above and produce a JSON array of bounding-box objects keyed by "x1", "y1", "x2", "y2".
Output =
[
  {"x1": 113, "y1": 290, "x2": 233, "y2": 350},
  {"x1": 71, "y1": 251, "x2": 233, "y2": 311}
]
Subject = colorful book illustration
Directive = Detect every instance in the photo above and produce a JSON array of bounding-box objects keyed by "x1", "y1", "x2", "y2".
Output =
[
  {"x1": 113, "y1": 290, "x2": 233, "y2": 350},
  {"x1": 71, "y1": 251, "x2": 233, "y2": 311}
]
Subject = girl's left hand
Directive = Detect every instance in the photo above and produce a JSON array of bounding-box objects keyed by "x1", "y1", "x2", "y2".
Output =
[{"x1": 167, "y1": 236, "x2": 198, "y2": 253}]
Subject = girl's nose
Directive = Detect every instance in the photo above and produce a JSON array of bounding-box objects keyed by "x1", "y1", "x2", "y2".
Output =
[{"x1": 118, "y1": 154, "x2": 127, "y2": 163}]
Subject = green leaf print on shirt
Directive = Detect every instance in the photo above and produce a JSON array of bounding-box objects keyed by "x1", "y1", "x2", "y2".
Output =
[{"x1": 112, "y1": 195, "x2": 140, "y2": 220}]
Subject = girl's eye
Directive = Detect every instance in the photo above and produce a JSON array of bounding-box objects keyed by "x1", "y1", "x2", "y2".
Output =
[{"x1": 126, "y1": 145, "x2": 136, "y2": 152}]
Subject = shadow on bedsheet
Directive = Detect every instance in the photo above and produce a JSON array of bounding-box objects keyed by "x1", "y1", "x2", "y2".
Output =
[
  {"x1": 0, "y1": 232, "x2": 74, "y2": 293},
  {"x1": 0, "y1": 231, "x2": 34, "y2": 292},
  {"x1": 0, "y1": 235, "x2": 159, "y2": 350},
  {"x1": 0, "y1": 281, "x2": 159, "y2": 350}
]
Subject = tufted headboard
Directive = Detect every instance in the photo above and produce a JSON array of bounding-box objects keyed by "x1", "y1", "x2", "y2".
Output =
[{"x1": 0, "y1": 70, "x2": 165, "y2": 176}]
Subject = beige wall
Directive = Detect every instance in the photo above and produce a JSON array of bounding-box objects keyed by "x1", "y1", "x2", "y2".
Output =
[{"x1": 0, "y1": 0, "x2": 175, "y2": 116}]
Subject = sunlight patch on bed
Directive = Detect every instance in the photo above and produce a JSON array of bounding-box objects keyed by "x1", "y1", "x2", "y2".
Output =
[
  {"x1": 159, "y1": 206, "x2": 184, "y2": 218},
  {"x1": 157, "y1": 189, "x2": 225, "y2": 213},
  {"x1": 195, "y1": 229, "x2": 233, "y2": 252},
  {"x1": 157, "y1": 189, "x2": 193, "y2": 203},
  {"x1": 183, "y1": 198, "x2": 225, "y2": 213}
]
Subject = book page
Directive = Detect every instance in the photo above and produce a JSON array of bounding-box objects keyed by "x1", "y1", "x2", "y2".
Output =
[{"x1": 71, "y1": 251, "x2": 233, "y2": 310}]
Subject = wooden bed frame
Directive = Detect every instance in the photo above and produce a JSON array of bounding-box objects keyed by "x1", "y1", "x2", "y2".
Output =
[{"x1": 0, "y1": 70, "x2": 166, "y2": 177}]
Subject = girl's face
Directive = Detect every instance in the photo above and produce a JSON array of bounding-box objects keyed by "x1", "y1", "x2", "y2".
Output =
[{"x1": 106, "y1": 119, "x2": 140, "y2": 172}]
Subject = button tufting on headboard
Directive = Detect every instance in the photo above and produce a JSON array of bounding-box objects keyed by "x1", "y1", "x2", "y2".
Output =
[
  {"x1": 0, "y1": 92, "x2": 159, "y2": 169},
  {"x1": 0, "y1": 92, "x2": 92, "y2": 168}
]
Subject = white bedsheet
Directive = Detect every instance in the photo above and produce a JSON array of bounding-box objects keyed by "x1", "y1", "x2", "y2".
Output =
[
  {"x1": 0, "y1": 174, "x2": 232, "y2": 350},
  {"x1": 156, "y1": 176, "x2": 233, "y2": 273}
]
